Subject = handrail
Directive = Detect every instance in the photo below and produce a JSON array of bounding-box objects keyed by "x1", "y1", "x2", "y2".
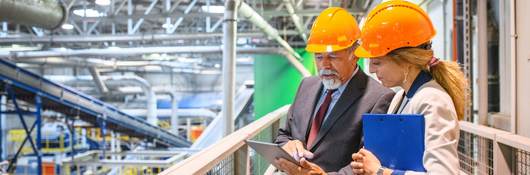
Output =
[
  {"x1": 159, "y1": 105, "x2": 290, "y2": 175},
  {"x1": 460, "y1": 121, "x2": 530, "y2": 153}
]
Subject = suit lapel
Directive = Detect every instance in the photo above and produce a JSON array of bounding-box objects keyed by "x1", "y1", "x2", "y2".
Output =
[
  {"x1": 309, "y1": 72, "x2": 368, "y2": 150},
  {"x1": 300, "y1": 78, "x2": 323, "y2": 144}
]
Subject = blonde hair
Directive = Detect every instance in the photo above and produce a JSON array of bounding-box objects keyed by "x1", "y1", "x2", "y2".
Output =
[{"x1": 388, "y1": 47, "x2": 469, "y2": 120}]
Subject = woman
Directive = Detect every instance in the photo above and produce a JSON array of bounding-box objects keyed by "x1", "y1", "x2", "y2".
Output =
[{"x1": 350, "y1": 1, "x2": 467, "y2": 175}]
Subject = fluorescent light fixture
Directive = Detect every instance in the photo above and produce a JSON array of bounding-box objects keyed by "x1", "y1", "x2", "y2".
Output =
[
  {"x1": 236, "y1": 57, "x2": 253, "y2": 63},
  {"x1": 201, "y1": 5, "x2": 225, "y2": 13},
  {"x1": 0, "y1": 44, "x2": 42, "y2": 52},
  {"x1": 73, "y1": 9, "x2": 106, "y2": 17},
  {"x1": 61, "y1": 23, "x2": 74, "y2": 30},
  {"x1": 107, "y1": 46, "x2": 121, "y2": 50},
  {"x1": 162, "y1": 23, "x2": 173, "y2": 29},
  {"x1": 95, "y1": 0, "x2": 111, "y2": 6},
  {"x1": 144, "y1": 65, "x2": 162, "y2": 71}
]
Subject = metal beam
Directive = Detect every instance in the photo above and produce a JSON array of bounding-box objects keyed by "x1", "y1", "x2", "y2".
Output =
[
  {"x1": 131, "y1": 0, "x2": 159, "y2": 34},
  {"x1": 167, "y1": 0, "x2": 199, "y2": 33}
]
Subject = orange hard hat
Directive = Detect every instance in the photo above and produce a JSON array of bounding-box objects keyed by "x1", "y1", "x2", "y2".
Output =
[
  {"x1": 355, "y1": 0, "x2": 436, "y2": 58},
  {"x1": 306, "y1": 7, "x2": 361, "y2": 53}
]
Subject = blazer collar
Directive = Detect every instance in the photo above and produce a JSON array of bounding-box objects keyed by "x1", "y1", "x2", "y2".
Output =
[{"x1": 308, "y1": 71, "x2": 368, "y2": 150}]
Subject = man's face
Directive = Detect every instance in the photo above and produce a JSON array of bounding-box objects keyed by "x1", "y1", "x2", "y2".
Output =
[{"x1": 314, "y1": 47, "x2": 358, "y2": 89}]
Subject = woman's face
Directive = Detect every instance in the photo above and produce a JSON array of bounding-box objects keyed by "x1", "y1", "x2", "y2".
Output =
[{"x1": 368, "y1": 56, "x2": 407, "y2": 88}]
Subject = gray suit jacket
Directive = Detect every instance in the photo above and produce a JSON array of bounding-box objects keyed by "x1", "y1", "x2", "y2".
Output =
[{"x1": 275, "y1": 71, "x2": 395, "y2": 174}]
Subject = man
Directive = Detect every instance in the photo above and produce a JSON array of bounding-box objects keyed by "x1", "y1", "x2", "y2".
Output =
[{"x1": 274, "y1": 7, "x2": 395, "y2": 174}]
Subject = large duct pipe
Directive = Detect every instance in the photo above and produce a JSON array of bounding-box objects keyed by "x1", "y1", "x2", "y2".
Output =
[
  {"x1": 0, "y1": 0, "x2": 67, "y2": 29},
  {"x1": 105, "y1": 76, "x2": 158, "y2": 126}
]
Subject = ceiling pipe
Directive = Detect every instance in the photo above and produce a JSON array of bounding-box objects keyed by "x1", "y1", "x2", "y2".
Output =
[
  {"x1": 0, "y1": 0, "x2": 67, "y2": 29},
  {"x1": 0, "y1": 32, "x2": 299, "y2": 44},
  {"x1": 4, "y1": 47, "x2": 310, "y2": 77},
  {"x1": 156, "y1": 90, "x2": 180, "y2": 135},
  {"x1": 283, "y1": 0, "x2": 308, "y2": 41},
  {"x1": 88, "y1": 67, "x2": 109, "y2": 94},
  {"x1": 105, "y1": 75, "x2": 158, "y2": 126},
  {"x1": 238, "y1": 2, "x2": 304, "y2": 60}
]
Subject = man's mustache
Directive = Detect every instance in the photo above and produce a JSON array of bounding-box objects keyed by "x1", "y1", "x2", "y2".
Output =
[{"x1": 319, "y1": 69, "x2": 338, "y2": 76}]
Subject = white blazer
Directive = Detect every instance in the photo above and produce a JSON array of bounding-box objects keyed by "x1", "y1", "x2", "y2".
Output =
[{"x1": 387, "y1": 80, "x2": 460, "y2": 175}]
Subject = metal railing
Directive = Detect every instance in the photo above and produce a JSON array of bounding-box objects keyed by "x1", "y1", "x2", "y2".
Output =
[
  {"x1": 458, "y1": 121, "x2": 530, "y2": 175},
  {"x1": 159, "y1": 107, "x2": 530, "y2": 175},
  {"x1": 159, "y1": 105, "x2": 289, "y2": 175}
]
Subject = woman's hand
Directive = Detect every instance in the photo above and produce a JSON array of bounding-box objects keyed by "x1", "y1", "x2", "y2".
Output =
[{"x1": 351, "y1": 148, "x2": 382, "y2": 175}]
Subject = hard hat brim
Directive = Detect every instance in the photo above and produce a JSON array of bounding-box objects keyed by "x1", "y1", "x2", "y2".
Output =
[
  {"x1": 305, "y1": 43, "x2": 354, "y2": 53},
  {"x1": 354, "y1": 45, "x2": 378, "y2": 58}
]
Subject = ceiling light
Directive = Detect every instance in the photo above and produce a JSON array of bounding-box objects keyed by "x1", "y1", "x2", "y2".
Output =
[
  {"x1": 61, "y1": 23, "x2": 74, "y2": 30},
  {"x1": 73, "y1": 9, "x2": 106, "y2": 17},
  {"x1": 95, "y1": 0, "x2": 111, "y2": 6},
  {"x1": 201, "y1": 5, "x2": 225, "y2": 13},
  {"x1": 162, "y1": 23, "x2": 173, "y2": 29}
]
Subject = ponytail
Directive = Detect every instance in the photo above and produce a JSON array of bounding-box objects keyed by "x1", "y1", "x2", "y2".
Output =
[{"x1": 389, "y1": 47, "x2": 469, "y2": 120}]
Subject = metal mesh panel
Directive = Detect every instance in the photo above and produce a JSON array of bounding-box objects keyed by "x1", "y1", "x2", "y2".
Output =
[
  {"x1": 515, "y1": 149, "x2": 530, "y2": 175},
  {"x1": 249, "y1": 123, "x2": 277, "y2": 175},
  {"x1": 206, "y1": 155, "x2": 235, "y2": 175},
  {"x1": 458, "y1": 130, "x2": 494, "y2": 175}
]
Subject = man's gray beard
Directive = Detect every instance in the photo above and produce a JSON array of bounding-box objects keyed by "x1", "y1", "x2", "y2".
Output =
[
  {"x1": 319, "y1": 69, "x2": 342, "y2": 89},
  {"x1": 322, "y1": 78, "x2": 341, "y2": 90}
]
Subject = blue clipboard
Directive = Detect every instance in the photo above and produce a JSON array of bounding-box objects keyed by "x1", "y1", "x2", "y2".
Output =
[{"x1": 362, "y1": 114, "x2": 426, "y2": 172}]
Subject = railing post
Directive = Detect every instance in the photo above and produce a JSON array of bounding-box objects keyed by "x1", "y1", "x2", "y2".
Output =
[
  {"x1": 494, "y1": 141, "x2": 514, "y2": 175},
  {"x1": 235, "y1": 145, "x2": 249, "y2": 175}
]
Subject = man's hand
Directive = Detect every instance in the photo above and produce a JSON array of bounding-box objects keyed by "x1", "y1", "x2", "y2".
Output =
[
  {"x1": 275, "y1": 158, "x2": 326, "y2": 175},
  {"x1": 281, "y1": 140, "x2": 314, "y2": 161}
]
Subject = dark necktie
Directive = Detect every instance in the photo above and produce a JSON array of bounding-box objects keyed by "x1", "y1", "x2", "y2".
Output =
[{"x1": 307, "y1": 89, "x2": 336, "y2": 148}]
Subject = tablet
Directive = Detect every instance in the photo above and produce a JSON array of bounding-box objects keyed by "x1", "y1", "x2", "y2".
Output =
[{"x1": 246, "y1": 140, "x2": 301, "y2": 167}]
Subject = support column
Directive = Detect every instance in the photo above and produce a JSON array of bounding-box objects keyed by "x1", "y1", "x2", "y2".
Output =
[
  {"x1": 35, "y1": 95, "x2": 42, "y2": 175},
  {"x1": 0, "y1": 94, "x2": 5, "y2": 161},
  {"x1": 222, "y1": 0, "x2": 238, "y2": 136}
]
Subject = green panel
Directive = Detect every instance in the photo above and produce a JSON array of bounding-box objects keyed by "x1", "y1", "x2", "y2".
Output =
[
  {"x1": 254, "y1": 50, "x2": 365, "y2": 119},
  {"x1": 254, "y1": 49, "x2": 316, "y2": 119},
  {"x1": 358, "y1": 58, "x2": 365, "y2": 71}
]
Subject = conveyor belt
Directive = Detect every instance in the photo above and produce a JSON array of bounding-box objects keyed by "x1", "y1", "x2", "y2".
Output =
[{"x1": 0, "y1": 59, "x2": 190, "y2": 147}]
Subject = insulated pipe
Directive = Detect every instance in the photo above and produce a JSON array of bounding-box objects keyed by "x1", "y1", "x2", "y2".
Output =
[
  {"x1": 222, "y1": 0, "x2": 238, "y2": 135},
  {"x1": 283, "y1": 0, "x2": 307, "y2": 41},
  {"x1": 105, "y1": 76, "x2": 158, "y2": 126},
  {"x1": 0, "y1": 0, "x2": 67, "y2": 29},
  {"x1": 238, "y1": 2, "x2": 303, "y2": 60},
  {"x1": 88, "y1": 67, "x2": 109, "y2": 94},
  {"x1": 156, "y1": 90, "x2": 179, "y2": 135}
]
